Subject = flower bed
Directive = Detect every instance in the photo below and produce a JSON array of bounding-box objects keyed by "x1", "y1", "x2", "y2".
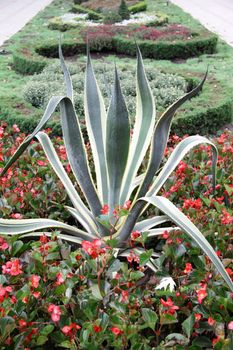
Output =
[{"x1": 0, "y1": 124, "x2": 233, "y2": 349}]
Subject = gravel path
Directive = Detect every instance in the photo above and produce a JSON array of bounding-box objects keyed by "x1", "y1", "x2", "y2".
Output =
[
  {"x1": 0, "y1": 0, "x2": 53, "y2": 47},
  {"x1": 170, "y1": 0, "x2": 233, "y2": 46}
]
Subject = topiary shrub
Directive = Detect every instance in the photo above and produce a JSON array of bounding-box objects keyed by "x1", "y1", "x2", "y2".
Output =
[
  {"x1": 128, "y1": 1, "x2": 147, "y2": 13},
  {"x1": 118, "y1": 0, "x2": 130, "y2": 20},
  {"x1": 103, "y1": 11, "x2": 122, "y2": 24}
]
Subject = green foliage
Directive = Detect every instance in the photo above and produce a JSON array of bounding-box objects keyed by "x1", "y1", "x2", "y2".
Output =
[
  {"x1": 103, "y1": 11, "x2": 122, "y2": 24},
  {"x1": 113, "y1": 35, "x2": 218, "y2": 60},
  {"x1": 71, "y1": 4, "x2": 103, "y2": 20},
  {"x1": 118, "y1": 0, "x2": 130, "y2": 20},
  {"x1": 48, "y1": 17, "x2": 79, "y2": 31},
  {"x1": 13, "y1": 51, "x2": 46, "y2": 75},
  {"x1": 128, "y1": 1, "x2": 147, "y2": 14},
  {"x1": 23, "y1": 60, "x2": 187, "y2": 117}
]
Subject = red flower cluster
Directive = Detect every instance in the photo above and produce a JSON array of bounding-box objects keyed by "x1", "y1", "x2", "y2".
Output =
[
  {"x1": 2, "y1": 259, "x2": 23, "y2": 276},
  {"x1": 196, "y1": 283, "x2": 208, "y2": 304},
  {"x1": 0, "y1": 237, "x2": 9, "y2": 250},
  {"x1": 160, "y1": 297, "x2": 179, "y2": 315},
  {"x1": 183, "y1": 198, "x2": 202, "y2": 210},
  {"x1": 0, "y1": 285, "x2": 12, "y2": 302},
  {"x1": 62, "y1": 323, "x2": 81, "y2": 339},
  {"x1": 81, "y1": 239, "x2": 105, "y2": 259},
  {"x1": 47, "y1": 304, "x2": 61, "y2": 322}
]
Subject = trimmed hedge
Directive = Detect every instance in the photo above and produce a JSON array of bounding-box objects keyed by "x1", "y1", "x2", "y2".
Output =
[
  {"x1": 71, "y1": 4, "x2": 103, "y2": 20},
  {"x1": 172, "y1": 98, "x2": 232, "y2": 135},
  {"x1": 129, "y1": 1, "x2": 147, "y2": 13},
  {"x1": 113, "y1": 35, "x2": 218, "y2": 59},
  {"x1": 13, "y1": 51, "x2": 46, "y2": 75}
]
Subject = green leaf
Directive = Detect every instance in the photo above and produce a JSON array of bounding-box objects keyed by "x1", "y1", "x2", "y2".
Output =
[
  {"x1": 106, "y1": 66, "x2": 130, "y2": 212},
  {"x1": 0, "y1": 317, "x2": 15, "y2": 341},
  {"x1": 139, "y1": 249, "x2": 153, "y2": 265},
  {"x1": 192, "y1": 336, "x2": 212, "y2": 347},
  {"x1": 120, "y1": 45, "x2": 155, "y2": 205},
  {"x1": 11, "y1": 240, "x2": 24, "y2": 256},
  {"x1": 140, "y1": 195, "x2": 233, "y2": 292},
  {"x1": 85, "y1": 51, "x2": 108, "y2": 204},
  {"x1": 41, "y1": 324, "x2": 55, "y2": 336},
  {"x1": 141, "y1": 308, "x2": 158, "y2": 330},
  {"x1": 130, "y1": 271, "x2": 145, "y2": 280},
  {"x1": 59, "y1": 340, "x2": 73, "y2": 348},
  {"x1": 182, "y1": 314, "x2": 195, "y2": 338},
  {"x1": 0, "y1": 275, "x2": 7, "y2": 285},
  {"x1": 107, "y1": 259, "x2": 122, "y2": 275},
  {"x1": 90, "y1": 283, "x2": 103, "y2": 300},
  {"x1": 36, "y1": 335, "x2": 48, "y2": 346}
]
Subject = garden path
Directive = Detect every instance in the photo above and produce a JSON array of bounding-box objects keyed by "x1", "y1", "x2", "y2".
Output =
[
  {"x1": 0, "y1": 0, "x2": 53, "y2": 47},
  {"x1": 170, "y1": 0, "x2": 233, "y2": 46}
]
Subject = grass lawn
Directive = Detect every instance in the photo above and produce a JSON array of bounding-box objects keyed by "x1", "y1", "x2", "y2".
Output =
[{"x1": 0, "y1": 0, "x2": 232, "y2": 134}]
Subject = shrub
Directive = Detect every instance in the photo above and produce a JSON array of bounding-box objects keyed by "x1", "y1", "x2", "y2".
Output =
[
  {"x1": 71, "y1": 4, "x2": 103, "y2": 20},
  {"x1": 118, "y1": 0, "x2": 130, "y2": 20},
  {"x1": 103, "y1": 11, "x2": 122, "y2": 24},
  {"x1": 128, "y1": 1, "x2": 147, "y2": 13},
  {"x1": 23, "y1": 60, "x2": 187, "y2": 117}
]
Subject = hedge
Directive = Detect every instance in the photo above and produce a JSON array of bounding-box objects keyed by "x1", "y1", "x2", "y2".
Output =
[
  {"x1": 13, "y1": 51, "x2": 46, "y2": 75},
  {"x1": 71, "y1": 4, "x2": 103, "y2": 20},
  {"x1": 113, "y1": 35, "x2": 218, "y2": 59},
  {"x1": 129, "y1": 1, "x2": 147, "y2": 13}
]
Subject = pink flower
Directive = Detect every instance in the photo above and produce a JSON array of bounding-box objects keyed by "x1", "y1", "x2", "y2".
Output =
[
  {"x1": 10, "y1": 213, "x2": 23, "y2": 219},
  {"x1": 12, "y1": 124, "x2": 20, "y2": 133},
  {"x1": 123, "y1": 200, "x2": 131, "y2": 210},
  {"x1": 56, "y1": 272, "x2": 65, "y2": 285},
  {"x1": 62, "y1": 323, "x2": 81, "y2": 338},
  {"x1": 2, "y1": 259, "x2": 23, "y2": 276},
  {"x1": 30, "y1": 275, "x2": 40, "y2": 288},
  {"x1": 0, "y1": 285, "x2": 12, "y2": 302},
  {"x1": 221, "y1": 209, "x2": 233, "y2": 225},
  {"x1": 121, "y1": 290, "x2": 129, "y2": 303},
  {"x1": 0, "y1": 237, "x2": 9, "y2": 250},
  {"x1": 228, "y1": 321, "x2": 233, "y2": 330},
  {"x1": 100, "y1": 204, "x2": 109, "y2": 215},
  {"x1": 47, "y1": 304, "x2": 61, "y2": 322},
  {"x1": 208, "y1": 317, "x2": 215, "y2": 326}
]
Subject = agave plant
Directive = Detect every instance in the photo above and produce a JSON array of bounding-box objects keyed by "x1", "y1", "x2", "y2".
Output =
[{"x1": 0, "y1": 46, "x2": 232, "y2": 292}]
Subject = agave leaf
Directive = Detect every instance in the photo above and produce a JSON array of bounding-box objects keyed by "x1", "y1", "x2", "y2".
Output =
[
  {"x1": 106, "y1": 67, "x2": 130, "y2": 213},
  {"x1": 120, "y1": 46, "x2": 156, "y2": 205},
  {"x1": 0, "y1": 95, "x2": 64, "y2": 177},
  {"x1": 35, "y1": 132, "x2": 98, "y2": 235},
  {"x1": 21, "y1": 232, "x2": 83, "y2": 244},
  {"x1": 0, "y1": 218, "x2": 92, "y2": 240},
  {"x1": 59, "y1": 41, "x2": 73, "y2": 101},
  {"x1": 136, "y1": 71, "x2": 208, "y2": 199},
  {"x1": 147, "y1": 135, "x2": 217, "y2": 197},
  {"x1": 84, "y1": 51, "x2": 109, "y2": 204},
  {"x1": 59, "y1": 98, "x2": 103, "y2": 217},
  {"x1": 134, "y1": 215, "x2": 169, "y2": 232},
  {"x1": 140, "y1": 196, "x2": 233, "y2": 292},
  {"x1": 147, "y1": 227, "x2": 179, "y2": 237},
  {"x1": 65, "y1": 206, "x2": 99, "y2": 237}
]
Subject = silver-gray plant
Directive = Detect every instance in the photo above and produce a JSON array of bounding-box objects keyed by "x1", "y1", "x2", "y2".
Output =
[{"x1": 0, "y1": 46, "x2": 232, "y2": 292}]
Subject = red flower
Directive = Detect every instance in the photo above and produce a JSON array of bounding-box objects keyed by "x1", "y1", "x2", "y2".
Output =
[
  {"x1": 93, "y1": 325, "x2": 102, "y2": 333},
  {"x1": 121, "y1": 290, "x2": 129, "y2": 303},
  {"x1": 30, "y1": 275, "x2": 40, "y2": 288},
  {"x1": 100, "y1": 204, "x2": 109, "y2": 215},
  {"x1": 62, "y1": 323, "x2": 81, "y2": 339},
  {"x1": 195, "y1": 313, "x2": 202, "y2": 321},
  {"x1": 111, "y1": 327, "x2": 123, "y2": 336},
  {"x1": 12, "y1": 124, "x2": 20, "y2": 133},
  {"x1": 131, "y1": 230, "x2": 141, "y2": 241},
  {"x1": 196, "y1": 284, "x2": 208, "y2": 304},
  {"x1": 56, "y1": 272, "x2": 65, "y2": 285},
  {"x1": 123, "y1": 200, "x2": 131, "y2": 210},
  {"x1": 221, "y1": 209, "x2": 233, "y2": 225},
  {"x1": 184, "y1": 263, "x2": 193, "y2": 274},
  {"x1": 208, "y1": 317, "x2": 215, "y2": 326},
  {"x1": 0, "y1": 285, "x2": 12, "y2": 302},
  {"x1": 47, "y1": 304, "x2": 61, "y2": 322},
  {"x1": 183, "y1": 198, "x2": 202, "y2": 210},
  {"x1": 2, "y1": 259, "x2": 23, "y2": 276},
  {"x1": 81, "y1": 239, "x2": 105, "y2": 259},
  {"x1": 160, "y1": 298, "x2": 179, "y2": 315}
]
